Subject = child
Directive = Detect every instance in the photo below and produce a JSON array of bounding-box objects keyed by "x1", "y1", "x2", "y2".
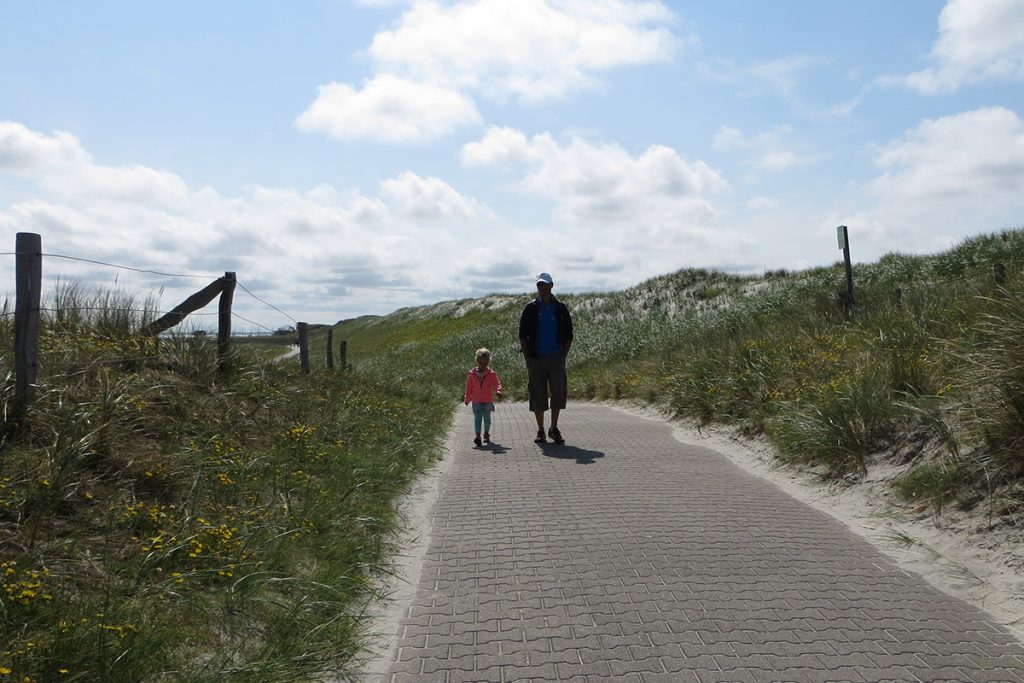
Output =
[{"x1": 464, "y1": 347, "x2": 503, "y2": 446}]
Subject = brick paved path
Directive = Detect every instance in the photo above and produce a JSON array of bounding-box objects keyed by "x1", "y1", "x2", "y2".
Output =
[{"x1": 380, "y1": 403, "x2": 1024, "y2": 682}]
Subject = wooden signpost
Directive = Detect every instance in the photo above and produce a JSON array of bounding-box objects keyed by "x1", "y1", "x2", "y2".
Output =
[{"x1": 837, "y1": 225, "x2": 854, "y2": 314}]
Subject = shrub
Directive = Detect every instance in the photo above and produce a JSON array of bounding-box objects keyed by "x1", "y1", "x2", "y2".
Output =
[
  {"x1": 893, "y1": 463, "x2": 960, "y2": 514},
  {"x1": 767, "y1": 367, "x2": 897, "y2": 476}
]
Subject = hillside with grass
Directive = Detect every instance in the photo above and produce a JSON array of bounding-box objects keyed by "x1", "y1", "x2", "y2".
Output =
[
  {"x1": 2, "y1": 227, "x2": 1023, "y2": 681},
  {"x1": 0, "y1": 291, "x2": 451, "y2": 681},
  {"x1": 333, "y1": 227, "x2": 1024, "y2": 515}
]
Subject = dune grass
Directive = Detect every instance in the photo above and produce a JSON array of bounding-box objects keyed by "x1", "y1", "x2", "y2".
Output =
[
  {"x1": 0, "y1": 287, "x2": 450, "y2": 681},
  {"x1": 332, "y1": 228, "x2": 1024, "y2": 517},
  {"x1": 4, "y1": 227, "x2": 1024, "y2": 679}
]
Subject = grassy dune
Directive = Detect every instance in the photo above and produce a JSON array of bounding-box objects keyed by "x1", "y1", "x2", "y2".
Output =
[
  {"x1": 333, "y1": 227, "x2": 1024, "y2": 515},
  {"x1": 0, "y1": 290, "x2": 450, "y2": 681},
  {"x1": 2, "y1": 227, "x2": 1023, "y2": 680}
]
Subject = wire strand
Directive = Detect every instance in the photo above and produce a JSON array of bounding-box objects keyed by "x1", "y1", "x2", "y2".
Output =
[
  {"x1": 235, "y1": 281, "x2": 297, "y2": 323},
  {"x1": 43, "y1": 253, "x2": 220, "y2": 280},
  {"x1": 34, "y1": 306, "x2": 219, "y2": 317},
  {"x1": 231, "y1": 311, "x2": 278, "y2": 334},
  {"x1": 42, "y1": 354, "x2": 163, "y2": 372}
]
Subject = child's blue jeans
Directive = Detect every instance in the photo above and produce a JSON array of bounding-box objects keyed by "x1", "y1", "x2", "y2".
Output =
[{"x1": 472, "y1": 402, "x2": 493, "y2": 434}]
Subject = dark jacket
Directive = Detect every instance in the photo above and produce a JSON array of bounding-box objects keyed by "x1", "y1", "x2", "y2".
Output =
[{"x1": 519, "y1": 296, "x2": 573, "y2": 358}]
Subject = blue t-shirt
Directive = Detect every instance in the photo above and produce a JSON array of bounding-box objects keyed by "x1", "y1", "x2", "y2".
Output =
[{"x1": 536, "y1": 300, "x2": 560, "y2": 356}]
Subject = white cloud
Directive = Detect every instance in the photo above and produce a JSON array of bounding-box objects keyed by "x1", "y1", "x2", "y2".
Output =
[
  {"x1": 698, "y1": 55, "x2": 861, "y2": 118},
  {"x1": 711, "y1": 124, "x2": 821, "y2": 173},
  {"x1": 462, "y1": 126, "x2": 730, "y2": 245},
  {"x1": 379, "y1": 171, "x2": 493, "y2": 221},
  {"x1": 0, "y1": 121, "x2": 191, "y2": 207},
  {"x1": 295, "y1": 75, "x2": 481, "y2": 143},
  {"x1": 746, "y1": 196, "x2": 780, "y2": 211},
  {"x1": 0, "y1": 122, "x2": 500, "y2": 323},
  {"x1": 906, "y1": 0, "x2": 1024, "y2": 93},
  {"x1": 369, "y1": 0, "x2": 680, "y2": 103},
  {"x1": 0, "y1": 121, "x2": 90, "y2": 170},
  {"x1": 753, "y1": 151, "x2": 818, "y2": 172},
  {"x1": 299, "y1": 0, "x2": 683, "y2": 142},
  {"x1": 747, "y1": 56, "x2": 824, "y2": 98},
  {"x1": 462, "y1": 127, "x2": 540, "y2": 166},
  {"x1": 711, "y1": 125, "x2": 744, "y2": 150},
  {"x1": 834, "y1": 106, "x2": 1024, "y2": 257},
  {"x1": 868, "y1": 106, "x2": 1024, "y2": 200}
]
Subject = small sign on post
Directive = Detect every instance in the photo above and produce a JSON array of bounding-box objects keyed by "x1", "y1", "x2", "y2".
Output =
[{"x1": 837, "y1": 225, "x2": 854, "y2": 314}]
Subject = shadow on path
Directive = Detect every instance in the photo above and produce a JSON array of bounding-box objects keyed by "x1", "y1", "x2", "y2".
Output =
[
  {"x1": 539, "y1": 442, "x2": 605, "y2": 464},
  {"x1": 475, "y1": 441, "x2": 510, "y2": 455}
]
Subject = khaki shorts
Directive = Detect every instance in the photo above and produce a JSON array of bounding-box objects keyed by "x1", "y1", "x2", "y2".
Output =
[{"x1": 525, "y1": 352, "x2": 567, "y2": 412}]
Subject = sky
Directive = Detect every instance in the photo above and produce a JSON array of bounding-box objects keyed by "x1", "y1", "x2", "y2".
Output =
[{"x1": 2, "y1": 0, "x2": 1024, "y2": 330}]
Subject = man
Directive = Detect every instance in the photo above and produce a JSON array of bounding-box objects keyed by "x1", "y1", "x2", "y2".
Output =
[{"x1": 519, "y1": 272, "x2": 574, "y2": 444}]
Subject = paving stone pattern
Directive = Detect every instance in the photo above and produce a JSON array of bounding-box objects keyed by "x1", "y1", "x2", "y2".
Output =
[{"x1": 384, "y1": 402, "x2": 1024, "y2": 682}]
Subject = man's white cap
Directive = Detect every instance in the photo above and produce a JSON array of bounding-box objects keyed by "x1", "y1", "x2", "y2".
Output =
[{"x1": 536, "y1": 272, "x2": 553, "y2": 285}]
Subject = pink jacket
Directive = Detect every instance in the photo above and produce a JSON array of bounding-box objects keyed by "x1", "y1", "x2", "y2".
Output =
[{"x1": 464, "y1": 367, "x2": 503, "y2": 404}]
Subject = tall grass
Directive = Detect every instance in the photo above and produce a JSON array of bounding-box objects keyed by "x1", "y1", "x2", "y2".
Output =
[
  {"x1": 333, "y1": 227, "x2": 1024, "y2": 516},
  {"x1": 0, "y1": 285, "x2": 451, "y2": 681},
  {"x1": 7, "y1": 228, "x2": 1022, "y2": 678}
]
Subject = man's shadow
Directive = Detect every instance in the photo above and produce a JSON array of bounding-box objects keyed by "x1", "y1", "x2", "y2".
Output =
[{"x1": 539, "y1": 442, "x2": 605, "y2": 464}]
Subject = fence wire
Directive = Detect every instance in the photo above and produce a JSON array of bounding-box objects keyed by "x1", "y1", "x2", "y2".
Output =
[{"x1": 7, "y1": 248, "x2": 302, "y2": 332}]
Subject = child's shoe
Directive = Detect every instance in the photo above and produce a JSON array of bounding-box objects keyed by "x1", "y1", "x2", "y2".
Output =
[
  {"x1": 474, "y1": 435, "x2": 482, "y2": 447},
  {"x1": 483, "y1": 432, "x2": 490, "y2": 443}
]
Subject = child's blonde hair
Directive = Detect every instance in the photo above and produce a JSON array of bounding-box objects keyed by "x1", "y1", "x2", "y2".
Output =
[{"x1": 475, "y1": 347, "x2": 491, "y2": 361}]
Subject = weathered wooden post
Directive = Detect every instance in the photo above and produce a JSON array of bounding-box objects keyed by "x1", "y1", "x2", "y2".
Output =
[
  {"x1": 893, "y1": 287, "x2": 902, "y2": 308},
  {"x1": 339, "y1": 340, "x2": 348, "y2": 370},
  {"x1": 326, "y1": 328, "x2": 334, "y2": 369},
  {"x1": 141, "y1": 278, "x2": 225, "y2": 336},
  {"x1": 837, "y1": 225, "x2": 854, "y2": 314},
  {"x1": 13, "y1": 232, "x2": 42, "y2": 422},
  {"x1": 993, "y1": 263, "x2": 1007, "y2": 299},
  {"x1": 297, "y1": 322, "x2": 310, "y2": 375},
  {"x1": 217, "y1": 272, "x2": 236, "y2": 374}
]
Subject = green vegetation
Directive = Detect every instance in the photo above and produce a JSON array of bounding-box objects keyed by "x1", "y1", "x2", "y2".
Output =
[
  {"x1": 0, "y1": 288, "x2": 449, "y2": 681},
  {"x1": 3, "y1": 226, "x2": 1024, "y2": 679},
  {"x1": 333, "y1": 228, "x2": 1024, "y2": 517}
]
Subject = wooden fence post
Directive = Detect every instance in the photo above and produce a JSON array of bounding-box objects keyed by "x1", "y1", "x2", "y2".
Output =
[
  {"x1": 217, "y1": 272, "x2": 236, "y2": 374},
  {"x1": 13, "y1": 232, "x2": 42, "y2": 422},
  {"x1": 141, "y1": 277, "x2": 225, "y2": 337},
  {"x1": 297, "y1": 322, "x2": 310, "y2": 375},
  {"x1": 893, "y1": 287, "x2": 902, "y2": 308},
  {"x1": 339, "y1": 340, "x2": 348, "y2": 370},
  {"x1": 326, "y1": 328, "x2": 334, "y2": 369}
]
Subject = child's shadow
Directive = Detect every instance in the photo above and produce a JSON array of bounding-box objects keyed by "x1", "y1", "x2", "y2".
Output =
[
  {"x1": 477, "y1": 441, "x2": 510, "y2": 455},
  {"x1": 539, "y1": 443, "x2": 605, "y2": 465}
]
